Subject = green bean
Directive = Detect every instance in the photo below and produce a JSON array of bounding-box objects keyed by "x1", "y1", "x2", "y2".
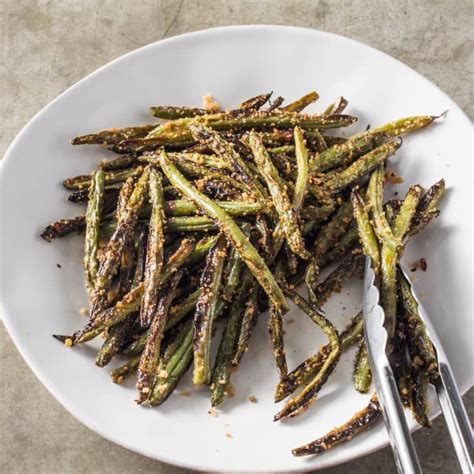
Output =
[
  {"x1": 231, "y1": 284, "x2": 260, "y2": 367},
  {"x1": 269, "y1": 145, "x2": 296, "y2": 155},
  {"x1": 367, "y1": 165, "x2": 399, "y2": 338},
  {"x1": 100, "y1": 155, "x2": 138, "y2": 171},
  {"x1": 275, "y1": 312, "x2": 363, "y2": 402},
  {"x1": 130, "y1": 111, "x2": 357, "y2": 146},
  {"x1": 160, "y1": 237, "x2": 197, "y2": 282},
  {"x1": 211, "y1": 271, "x2": 252, "y2": 406},
  {"x1": 111, "y1": 355, "x2": 141, "y2": 384},
  {"x1": 268, "y1": 261, "x2": 288, "y2": 378},
  {"x1": 254, "y1": 214, "x2": 274, "y2": 259},
  {"x1": 398, "y1": 270, "x2": 437, "y2": 377},
  {"x1": 112, "y1": 134, "x2": 195, "y2": 154},
  {"x1": 369, "y1": 169, "x2": 421, "y2": 340},
  {"x1": 121, "y1": 297, "x2": 224, "y2": 358},
  {"x1": 293, "y1": 127, "x2": 310, "y2": 211},
  {"x1": 84, "y1": 169, "x2": 105, "y2": 293},
  {"x1": 409, "y1": 179, "x2": 445, "y2": 236},
  {"x1": 68, "y1": 186, "x2": 121, "y2": 204},
  {"x1": 192, "y1": 236, "x2": 227, "y2": 386},
  {"x1": 168, "y1": 216, "x2": 218, "y2": 233},
  {"x1": 96, "y1": 316, "x2": 135, "y2": 367},
  {"x1": 321, "y1": 138, "x2": 402, "y2": 193},
  {"x1": 353, "y1": 341, "x2": 372, "y2": 393},
  {"x1": 392, "y1": 185, "x2": 422, "y2": 240},
  {"x1": 131, "y1": 227, "x2": 148, "y2": 288},
  {"x1": 149, "y1": 321, "x2": 194, "y2": 406},
  {"x1": 323, "y1": 96, "x2": 348, "y2": 116},
  {"x1": 171, "y1": 157, "x2": 221, "y2": 179},
  {"x1": 140, "y1": 169, "x2": 166, "y2": 327},
  {"x1": 166, "y1": 289, "x2": 200, "y2": 329},
  {"x1": 239, "y1": 92, "x2": 272, "y2": 110},
  {"x1": 137, "y1": 271, "x2": 182, "y2": 403},
  {"x1": 309, "y1": 131, "x2": 388, "y2": 173},
  {"x1": 149, "y1": 105, "x2": 207, "y2": 119},
  {"x1": 281, "y1": 91, "x2": 319, "y2": 112},
  {"x1": 167, "y1": 199, "x2": 265, "y2": 217},
  {"x1": 221, "y1": 245, "x2": 246, "y2": 303},
  {"x1": 184, "y1": 234, "x2": 219, "y2": 265},
  {"x1": 71, "y1": 124, "x2": 156, "y2": 145},
  {"x1": 91, "y1": 167, "x2": 150, "y2": 317},
  {"x1": 249, "y1": 132, "x2": 310, "y2": 260},
  {"x1": 274, "y1": 285, "x2": 340, "y2": 421},
  {"x1": 117, "y1": 238, "x2": 136, "y2": 298},
  {"x1": 166, "y1": 152, "x2": 230, "y2": 171},
  {"x1": 267, "y1": 128, "x2": 309, "y2": 260},
  {"x1": 102, "y1": 199, "x2": 266, "y2": 223},
  {"x1": 284, "y1": 243, "x2": 299, "y2": 275},
  {"x1": 268, "y1": 303, "x2": 288, "y2": 379},
  {"x1": 116, "y1": 175, "x2": 137, "y2": 216},
  {"x1": 292, "y1": 396, "x2": 381, "y2": 456},
  {"x1": 371, "y1": 113, "x2": 446, "y2": 137},
  {"x1": 267, "y1": 96, "x2": 284, "y2": 111},
  {"x1": 159, "y1": 150, "x2": 289, "y2": 313},
  {"x1": 351, "y1": 191, "x2": 380, "y2": 271},
  {"x1": 410, "y1": 371, "x2": 431, "y2": 427},
  {"x1": 396, "y1": 352, "x2": 413, "y2": 408},
  {"x1": 63, "y1": 167, "x2": 140, "y2": 191},
  {"x1": 188, "y1": 110, "x2": 358, "y2": 133},
  {"x1": 306, "y1": 129, "x2": 328, "y2": 153}
]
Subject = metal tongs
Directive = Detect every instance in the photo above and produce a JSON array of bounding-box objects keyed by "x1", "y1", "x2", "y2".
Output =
[{"x1": 363, "y1": 257, "x2": 473, "y2": 473}]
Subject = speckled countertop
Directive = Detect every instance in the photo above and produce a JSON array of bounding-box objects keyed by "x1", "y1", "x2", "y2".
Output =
[{"x1": 1, "y1": 1, "x2": 472, "y2": 473}]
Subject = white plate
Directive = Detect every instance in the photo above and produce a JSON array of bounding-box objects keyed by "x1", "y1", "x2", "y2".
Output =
[{"x1": 0, "y1": 25, "x2": 472, "y2": 473}]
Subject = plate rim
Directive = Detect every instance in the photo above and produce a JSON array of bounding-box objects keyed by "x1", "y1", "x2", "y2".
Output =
[{"x1": 0, "y1": 24, "x2": 472, "y2": 473}]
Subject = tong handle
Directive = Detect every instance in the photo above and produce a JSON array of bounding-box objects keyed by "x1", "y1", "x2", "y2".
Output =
[
  {"x1": 434, "y1": 363, "x2": 473, "y2": 473},
  {"x1": 376, "y1": 365, "x2": 422, "y2": 474}
]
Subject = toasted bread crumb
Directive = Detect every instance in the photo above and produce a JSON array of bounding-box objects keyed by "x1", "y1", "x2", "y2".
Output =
[
  {"x1": 249, "y1": 395, "x2": 258, "y2": 403},
  {"x1": 385, "y1": 170, "x2": 404, "y2": 184},
  {"x1": 225, "y1": 432, "x2": 233, "y2": 439},
  {"x1": 203, "y1": 94, "x2": 220, "y2": 112},
  {"x1": 208, "y1": 408, "x2": 218, "y2": 417},
  {"x1": 179, "y1": 390, "x2": 192, "y2": 397},
  {"x1": 64, "y1": 338, "x2": 73, "y2": 348}
]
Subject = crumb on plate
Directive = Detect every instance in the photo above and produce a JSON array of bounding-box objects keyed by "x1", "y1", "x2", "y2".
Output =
[{"x1": 385, "y1": 170, "x2": 404, "y2": 184}]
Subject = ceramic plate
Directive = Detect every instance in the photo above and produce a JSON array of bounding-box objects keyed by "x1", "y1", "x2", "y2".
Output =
[{"x1": 1, "y1": 25, "x2": 472, "y2": 472}]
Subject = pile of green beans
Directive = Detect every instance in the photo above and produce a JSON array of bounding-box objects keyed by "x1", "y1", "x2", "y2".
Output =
[{"x1": 43, "y1": 91, "x2": 445, "y2": 457}]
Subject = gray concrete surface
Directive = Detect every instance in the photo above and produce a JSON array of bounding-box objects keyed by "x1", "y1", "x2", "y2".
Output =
[{"x1": 1, "y1": 1, "x2": 472, "y2": 473}]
